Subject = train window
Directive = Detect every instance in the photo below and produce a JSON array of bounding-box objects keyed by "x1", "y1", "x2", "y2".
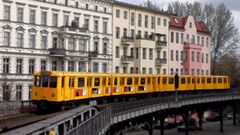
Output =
[
  {"x1": 207, "y1": 78, "x2": 211, "y2": 83},
  {"x1": 158, "y1": 78, "x2": 161, "y2": 84},
  {"x1": 162, "y1": 77, "x2": 167, "y2": 84},
  {"x1": 213, "y1": 78, "x2": 216, "y2": 83},
  {"x1": 120, "y1": 78, "x2": 124, "y2": 85},
  {"x1": 127, "y1": 78, "x2": 132, "y2": 85},
  {"x1": 202, "y1": 78, "x2": 205, "y2": 83},
  {"x1": 140, "y1": 78, "x2": 145, "y2": 85},
  {"x1": 169, "y1": 78, "x2": 174, "y2": 84},
  {"x1": 88, "y1": 78, "x2": 92, "y2": 86},
  {"x1": 135, "y1": 78, "x2": 139, "y2": 85},
  {"x1": 114, "y1": 78, "x2": 118, "y2": 85},
  {"x1": 69, "y1": 77, "x2": 74, "y2": 87},
  {"x1": 192, "y1": 78, "x2": 195, "y2": 84},
  {"x1": 62, "y1": 77, "x2": 64, "y2": 88},
  {"x1": 197, "y1": 78, "x2": 200, "y2": 83},
  {"x1": 42, "y1": 76, "x2": 49, "y2": 87},
  {"x1": 50, "y1": 77, "x2": 57, "y2": 88},
  {"x1": 224, "y1": 78, "x2": 227, "y2": 83},
  {"x1": 187, "y1": 78, "x2": 190, "y2": 84},
  {"x1": 94, "y1": 78, "x2": 100, "y2": 86},
  {"x1": 147, "y1": 78, "x2": 151, "y2": 84},
  {"x1": 108, "y1": 78, "x2": 111, "y2": 85},
  {"x1": 34, "y1": 76, "x2": 41, "y2": 87},
  {"x1": 218, "y1": 78, "x2": 222, "y2": 83},
  {"x1": 181, "y1": 78, "x2": 186, "y2": 84},
  {"x1": 78, "y1": 78, "x2": 85, "y2": 87},
  {"x1": 102, "y1": 77, "x2": 106, "y2": 86}
]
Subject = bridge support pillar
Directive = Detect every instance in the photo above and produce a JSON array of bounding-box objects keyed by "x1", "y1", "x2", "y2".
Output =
[
  {"x1": 219, "y1": 107, "x2": 224, "y2": 133},
  {"x1": 233, "y1": 103, "x2": 237, "y2": 126},
  {"x1": 198, "y1": 111, "x2": 203, "y2": 130}
]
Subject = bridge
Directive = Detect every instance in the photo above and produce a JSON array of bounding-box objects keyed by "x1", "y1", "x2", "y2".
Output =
[{"x1": 3, "y1": 90, "x2": 240, "y2": 135}]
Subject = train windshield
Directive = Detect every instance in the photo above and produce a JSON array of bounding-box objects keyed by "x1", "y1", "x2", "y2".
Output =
[{"x1": 34, "y1": 76, "x2": 41, "y2": 87}]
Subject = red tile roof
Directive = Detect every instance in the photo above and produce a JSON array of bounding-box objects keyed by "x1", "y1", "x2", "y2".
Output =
[{"x1": 169, "y1": 16, "x2": 210, "y2": 34}]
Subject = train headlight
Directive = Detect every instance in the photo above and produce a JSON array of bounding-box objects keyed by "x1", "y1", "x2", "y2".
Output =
[
  {"x1": 83, "y1": 88, "x2": 86, "y2": 96},
  {"x1": 51, "y1": 93, "x2": 55, "y2": 97},
  {"x1": 35, "y1": 92, "x2": 38, "y2": 96}
]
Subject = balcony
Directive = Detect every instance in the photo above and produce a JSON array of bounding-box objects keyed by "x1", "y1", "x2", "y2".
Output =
[
  {"x1": 121, "y1": 36, "x2": 134, "y2": 45},
  {"x1": 121, "y1": 55, "x2": 134, "y2": 64},
  {"x1": 48, "y1": 48, "x2": 66, "y2": 57},
  {"x1": 156, "y1": 40, "x2": 167, "y2": 49},
  {"x1": 88, "y1": 51, "x2": 98, "y2": 57},
  {"x1": 60, "y1": 26, "x2": 89, "y2": 34},
  {"x1": 155, "y1": 58, "x2": 167, "y2": 66}
]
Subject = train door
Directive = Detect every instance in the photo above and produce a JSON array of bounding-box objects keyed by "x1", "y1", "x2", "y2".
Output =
[
  {"x1": 138, "y1": 77, "x2": 147, "y2": 93},
  {"x1": 69, "y1": 76, "x2": 75, "y2": 100},
  {"x1": 124, "y1": 77, "x2": 134, "y2": 94},
  {"x1": 105, "y1": 77, "x2": 111, "y2": 96},
  {"x1": 147, "y1": 77, "x2": 152, "y2": 92},
  {"x1": 201, "y1": 77, "x2": 206, "y2": 90},
  {"x1": 91, "y1": 77, "x2": 103, "y2": 98},
  {"x1": 112, "y1": 77, "x2": 120, "y2": 95},
  {"x1": 162, "y1": 77, "x2": 167, "y2": 91},
  {"x1": 213, "y1": 77, "x2": 217, "y2": 89},
  {"x1": 168, "y1": 77, "x2": 174, "y2": 92},
  {"x1": 74, "y1": 77, "x2": 88, "y2": 100},
  {"x1": 60, "y1": 76, "x2": 65, "y2": 101}
]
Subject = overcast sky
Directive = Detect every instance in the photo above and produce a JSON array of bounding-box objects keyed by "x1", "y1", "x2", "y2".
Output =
[{"x1": 119, "y1": 0, "x2": 240, "y2": 31}]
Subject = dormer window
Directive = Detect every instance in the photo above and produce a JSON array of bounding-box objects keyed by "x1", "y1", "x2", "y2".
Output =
[{"x1": 190, "y1": 22, "x2": 192, "y2": 28}]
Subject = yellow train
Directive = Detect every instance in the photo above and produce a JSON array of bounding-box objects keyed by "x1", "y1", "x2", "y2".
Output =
[{"x1": 32, "y1": 71, "x2": 230, "y2": 110}]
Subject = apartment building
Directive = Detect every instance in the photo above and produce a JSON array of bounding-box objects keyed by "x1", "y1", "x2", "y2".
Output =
[
  {"x1": 0, "y1": 0, "x2": 112, "y2": 101},
  {"x1": 112, "y1": 1, "x2": 169, "y2": 74},
  {"x1": 168, "y1": 16, "x2": 211, "y2": 75}
]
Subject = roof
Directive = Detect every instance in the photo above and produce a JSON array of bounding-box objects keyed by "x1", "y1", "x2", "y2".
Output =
[
  {"x1": 169, "y1": 16, "x2": 210, "y2": 34},
  {"x1": 114, "y1": 1, "x2": 170, "y2": 16}
]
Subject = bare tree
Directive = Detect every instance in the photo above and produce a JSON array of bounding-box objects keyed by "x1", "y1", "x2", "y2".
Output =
[
  {"x1": 0, "y1": 74, "x2": 16, "y2": 101},
  {"x1": 141, "y1": 0, "x2": 161, "y2": 11}
]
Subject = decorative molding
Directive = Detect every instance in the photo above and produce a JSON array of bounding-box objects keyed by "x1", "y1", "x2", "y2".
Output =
[
  {"x1": 2, "y1": 0, "x2": 13, "y2": 4},
  {"x1": 28, "y1": 28, "x2": 37, "y2": 33},
  {"x1": 40, "y1": 6, "x2": 49, "y2": 10},
  {"x1": 16, "y1": 2, "x2": 26, "y2": 6},
  {"x1": 93, "y1": 15, "x2": 100, "y2": 19},
  {"x1": 28, "y1": 4, "x2": 38, "y2": 8},
  {"x1": 51, "y1": 31, "x2": 59, "y2": 35},
  {"x1": 2, "y1": 24, "x2": 12, "y2": 30},
  {"x1": 63, "y1": 10, "x2": 71, "y2": 14},
  {"x1": 84, "y1": 14, "x2": 91, "y2": 17},
  {"x1": 16, "y1": 26, "x2": 25, "y2": 31},
  {"x1": 73, "y1": 12, "x2": 81, "y2": 16},
  {"x1": 93, "y1": 35, "x2": 100, "y2": 40},
  {"x1": 51, "y1": 8, "x2": 60, "y2": 12},
  {"x1": 102, "y1": 17, "x2": 109, "y2": 20},
  {"x1": 40, "y1": 29, "x2": 49, "y2": 34},
  {"x1": 102, "y1": 37, "x2": 109, "y2": 41}
]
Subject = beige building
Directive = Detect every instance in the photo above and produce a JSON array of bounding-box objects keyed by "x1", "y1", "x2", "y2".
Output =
[{"x1": 112, "y1": 1, "x2": 169, "y2": 74}]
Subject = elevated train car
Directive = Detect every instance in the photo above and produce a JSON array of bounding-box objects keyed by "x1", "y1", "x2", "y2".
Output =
[{"x1": 32, "y1": 71, "x2": 230, "y2": 110}]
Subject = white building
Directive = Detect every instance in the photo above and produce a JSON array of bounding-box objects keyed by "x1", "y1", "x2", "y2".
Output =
[{"x1": 0, "y1": 0, "x2": 112, "y2": 101}]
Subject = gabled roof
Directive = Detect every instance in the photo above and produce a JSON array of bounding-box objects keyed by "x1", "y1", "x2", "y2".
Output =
[{"x1": 169, "y1": 16, "x2": 210, "y2": 34}]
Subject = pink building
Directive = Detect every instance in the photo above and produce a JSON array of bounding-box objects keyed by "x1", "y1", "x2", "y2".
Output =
[{"x1": 168, "y1": 16, "x2": 211, "y2": 75}]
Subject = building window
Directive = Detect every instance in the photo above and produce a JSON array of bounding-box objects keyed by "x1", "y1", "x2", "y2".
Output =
[
  {"x1": 41, "y1": 11, "x2": 47, "y2": 25},
  {"x1": 138, "y1": 14, "x2": 142, "y2": 27},
  {"x1": 145, "y1": 15, "x2": 148, "y2": 28},
  {"x1": 123, "y1": 67, "x2": 127, "y2": 73},
  {"x1": 157, "y1": 69, "x2": 160, "y2": 74},
  {"x1": 86, "y1": 4, "x2": 89, "y2": 10},
  {"x1": 116, "y1": 46, "x2": 119, "y2": 58},
  {"x1": 52, "y1": 13, "x2": 58, "y2": 27},
  {"x1": 131, "y1": 29, "x2": 134, "y2": 38},
  {"x1": 144, "y1": 31, "x2": 148, "y2": 39},
  {"x1": 206, "y1": 54, "x2": 209, "y2": 63},
  {"x1": 131, "y1": 12, "x2": 135, "y2": 26},
  {"x1": 52, "y1": 61, "x2": 57, "y2": 71},
  {"x1": 202, "y1": 37, "x2": 204, "y2": 46},
  {"x1": 52, "y1": 37, "x2": 58, "y2": 48},
  {"x1": 197, "y1": 69, "x2": 200, "y2": 75},
  {"x1": 176, "y1": 50, "x2": 179, "y2": 61},
  {"x1": 206, "y1": 38, "x2": 209, "y2": 47},
  {"x1": 136, "y1": 48, "x2": 139, "y2": 59},
  {"x1": 116, "y1": 27, "x2": 120, "y2": 39},
  {"x1": 206, "y1": 70, "x2": 209, "y2": 75},
  {"x1": 163, "y1": 19, "x2": 167, "y2": 27},
  {"x1": 163, "y1": 69, "x2": 166, "y2": 74},
  {"x1": 29, "y1": 59, "x2": 35, "y2": 74},
  {"x1": 116, "y1": 9, "x2": 120, "y2": 18},
  {"x1": 157, "y1": 50, "x2": 160, "y2": 58},
  {"x1": 151, "y1": 16, "x2": 155, "y2": 29},
  {"x1": 17, "y1": 33, "x2": 23, "y2": 47},
  {"x1": 163, "y1": 51, "x2": 167, "y2": 59},
  {"x1": 192, "y1": 51, "x2": 195, "y2": 62},
  {"x1": 28, "y1": 85, "x2": 32, "y2": 100},
  {"x1": 41, "y1": 60, "x2": 46, "y2": 70},
  {"x1": 102, "y1": 63, "x2": 107, "y2": 73},
  {"x1": 94, "y1": 20, "x2": 99, "y2": 32},
  {"x1": 79, "y1": 39, "x2": 86, "y2": 51},
  {"x1": 197, "y1": 36, "x2": 200, "y2": 44},
  {"x1": 123, "y1": 28, "x2": 127, "y2": 37},
  {"x1": 29, "y1": 34, "x2": 36, "y2": 48},
  {"x1": 130, "y1": 67, "x2": 134, "y2": 74},
  {"x1": 2, "y1": 84, "x2": 10, "y2": 101},
  {"x1": 197, "y1": 52, "x2": 200, "y2": 62},
  {"x1": 157, "y1": 17, "x2": 161, "y2": 26},
  {"x1": 130, "y1": 48, "x2": 134, "y2": 57},
  {"x1": 78, "y1": 61, "x2": 86, "y2": 72},
  {"x1": 74, "y1": 17, "x2": 79, "y2": 27},
  {"x1": 16, "y1": 85, "x2": 22, "y2": 101},
  {"x1": 181, "y1": 33, "x2": 184, "y2": 43},
  {"x1": 3, "y1": 58, "x2": 10, "y2": 74},
  {"x1": 16, "y1": 58, "x2": 22, "y2": 74},
  {"x1": 93, "y1": 62, "x2": 99, "y2": 72},
  {"x1": 176, "y1": 32, "x2": 179, "y2": 43},
  {"x1": 30, "y1": 9, "x2": 36, "y2": 24},
  {"x1": 68, "y1": 61, "x2": 74, "y2": 71},
  {"x1": 171, "y1": 32, "x2": 174, "y2": 43},
  {"x1": 95, "y1": 6, "x2": 98, "y2": 11},
  {"x1": 149, "y1": 68, "x2": 153, "y2": 74},
  {"x1": 63, "y1": 15, "x2": 69, "y2": 26},
  {"x1": 94, "y1": 41, "x2": 99, "y2": 52},
  {"x1": 142, "y1": 48, "x2": 146, "y2": 59},
  {"x1": 123, "y1": 47, "x2": 127, "y2": 56},
  {"x1": 4, "y1": 5, "x2": 10, "y2": 20},
  {"x1": 4, "y1": 31, "x2": 10, "y2": 46},
  {"x1": 68, "y1": 38, "x2": 75, "y2": 51},
  {"x1": 17, "y1": 7, "x2": 24, "y2": 22},
  {"x1": 202, "y1": 70, "x2": 204, "y2": 75},
  {"x1": 103, "y1": 42, "x2": 107, "y2": 54},
  {"x1": 103, "y1": 21, "x2": 107, "y2": 34},
  {"x1": 115, "y1": 66, "x2": 119, "y2": 73},
  {"x1": 202, "y1": 53, "x2": 204, "y2": 63},
  {"x1": 84, "y1": 18, "x2": 89, "y2": 29},
  {"x1": 186, "y1": 34, "x2": 189, "y2": 43},
  {"x1": 171, "y1": 50, "x2": 174, "y2": 61},
  {"x1": 190, "y1": 22, "x2": 192, "y2": 28},
  {"x1": 170, "y1": 69, "x2": 174, "y2": 74},
  {"x1": 149, "y1": 49, "x2": 153, "y2": 60},
  {"x1": 124, "y1": 11, "x2": 128, "y2": 19},
  {"x1": 41, "y1": 36, "x2": 47, "y2": 49},
  {"x1": 192, "y1": 35, "x2": 195, "y2": 44},
  {"x1": 181, "y1": 51, "x2": 183, "y2": 61},
  {"x1": 104, "y1": 7, "x2": 107, "y2": 13}
]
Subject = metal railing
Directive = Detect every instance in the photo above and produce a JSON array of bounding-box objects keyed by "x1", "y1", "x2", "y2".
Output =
[
  {"x1": 155, "y1": 58, "x2": 167, "y2": 65},
  {"x1": 156, "y1": 40, "x2": 167, "y2": 49},
  {"x1": 121, "y1": 36, "x2": 134, "y2": 44},
  {"x1": 0, "y1": 101, "x2": 36, "y2": 116}
]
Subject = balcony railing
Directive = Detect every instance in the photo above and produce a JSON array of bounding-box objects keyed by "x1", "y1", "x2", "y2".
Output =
[
  {"x1": 155, "y1": 58, "x2": 167, "y2": 66},
  {"x1": 156, "y1": 40, "x2": 167, "y2": 49},
  {"x1": 121, "y1": 55, "x2": 134, "y2": 63},
  {"x1": 121, "y1": 36, "x2": 134, "y2": 45},
  {"x1": 60, "y1": 26, "x2": 88, "y2": 33},
  {"x1": 88, "y1": 51, "x2": 98, "y2": 57},
  {"x1": 48, "y1": 48, "x2": 66, "y2": 57}
]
